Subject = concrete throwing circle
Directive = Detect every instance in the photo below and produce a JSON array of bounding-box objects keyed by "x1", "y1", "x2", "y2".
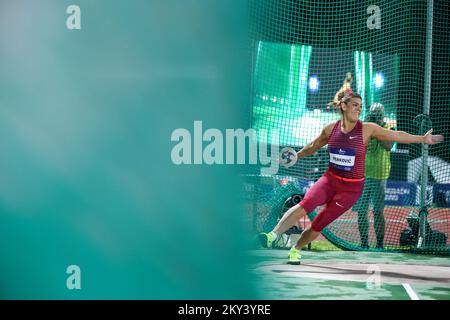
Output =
[{"x1": 256, "y1": 262, "x2": 450, "y2": 286}]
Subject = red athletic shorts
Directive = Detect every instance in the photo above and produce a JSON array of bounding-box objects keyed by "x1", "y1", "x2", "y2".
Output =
[{"x1": 299, "y1": 170, "x2": 364, "y2": 232}]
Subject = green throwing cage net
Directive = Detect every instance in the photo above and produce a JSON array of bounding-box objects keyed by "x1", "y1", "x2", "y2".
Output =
[{"x1": 246, "y1": 0, "x2": 450, "y2": 255}]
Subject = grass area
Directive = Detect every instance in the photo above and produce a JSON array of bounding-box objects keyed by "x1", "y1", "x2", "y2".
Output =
[
  {"x1": 308, "y1": 239, "x2": 342, "y2": 251},
  {"x1": 272, "y1": 238, "x2": 341, "y2": 251},
  {"x1": 251, "y1": 249, "x2": 450, "y2": 300}
]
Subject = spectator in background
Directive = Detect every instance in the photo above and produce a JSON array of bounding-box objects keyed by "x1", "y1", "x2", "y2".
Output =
[{"x1": 354, "y1": 103, "x2": 393, "y2": 249}]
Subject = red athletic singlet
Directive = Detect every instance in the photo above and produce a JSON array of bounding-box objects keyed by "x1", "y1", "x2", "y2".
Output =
[{"x1": 327, "y1": 120, "x2": 367, "y2": 180}]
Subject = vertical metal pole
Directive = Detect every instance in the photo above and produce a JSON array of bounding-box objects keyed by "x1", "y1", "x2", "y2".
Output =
[{"x1": 418, "y1": 0, "x2": 434, "y2": 248}]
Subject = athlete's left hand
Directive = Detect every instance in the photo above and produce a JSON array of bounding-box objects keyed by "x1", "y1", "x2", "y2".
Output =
[{"x1": 423, "y1": 129, "x2": 444, "y2": 145}]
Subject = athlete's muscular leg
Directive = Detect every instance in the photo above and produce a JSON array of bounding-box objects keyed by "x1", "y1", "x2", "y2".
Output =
[
  {"x1": 296, "y1": 185, "x2": 363, "y2": 249},
  {"x1": 273, "y1": 204, "x2": 307, "y2": 235},
  {"x1": 294, "y1": 227, "x2": 321, "y2": 250},
  {"x1": 272, "y1": 174, "x2": 334, "y2": 236}
]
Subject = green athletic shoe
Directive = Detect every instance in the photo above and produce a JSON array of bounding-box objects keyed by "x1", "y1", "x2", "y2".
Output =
[
  {"x1": 287, "y1": 247, "x2": 302, "y2": 265},
  {"x1": 258, "y1": 232, "x2": 276, "y2": 248}
]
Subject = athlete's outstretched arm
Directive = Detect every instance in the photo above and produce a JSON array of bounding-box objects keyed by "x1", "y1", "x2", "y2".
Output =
[
  {"x1": 297, "y1": 123, "x2": 334, "y2": 159},
  {"x1": 366, "y1": 122, "x2": 444, "y2": 145}
]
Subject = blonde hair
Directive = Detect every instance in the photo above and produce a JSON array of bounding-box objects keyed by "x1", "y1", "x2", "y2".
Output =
[{"x1": 329, "y1": 89, "x2": 362, "y2": 113}]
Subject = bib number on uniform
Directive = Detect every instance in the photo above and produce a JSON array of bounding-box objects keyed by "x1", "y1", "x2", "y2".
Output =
[{"x1": 329, "y1": 148, "x2": 356, "y2": 172}]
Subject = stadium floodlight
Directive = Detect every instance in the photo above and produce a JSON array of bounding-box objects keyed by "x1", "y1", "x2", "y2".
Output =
[
  {"x1": 308, "y1": 75, "x2": 320, "y2": 93},
  {"x1": 374, "y1": 72, "x2": 384, "y2": 89}
]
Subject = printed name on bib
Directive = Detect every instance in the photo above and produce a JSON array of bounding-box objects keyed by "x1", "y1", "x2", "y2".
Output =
[{"x1": 329, "y1": 148, "x2": 356, "y2": 172}]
